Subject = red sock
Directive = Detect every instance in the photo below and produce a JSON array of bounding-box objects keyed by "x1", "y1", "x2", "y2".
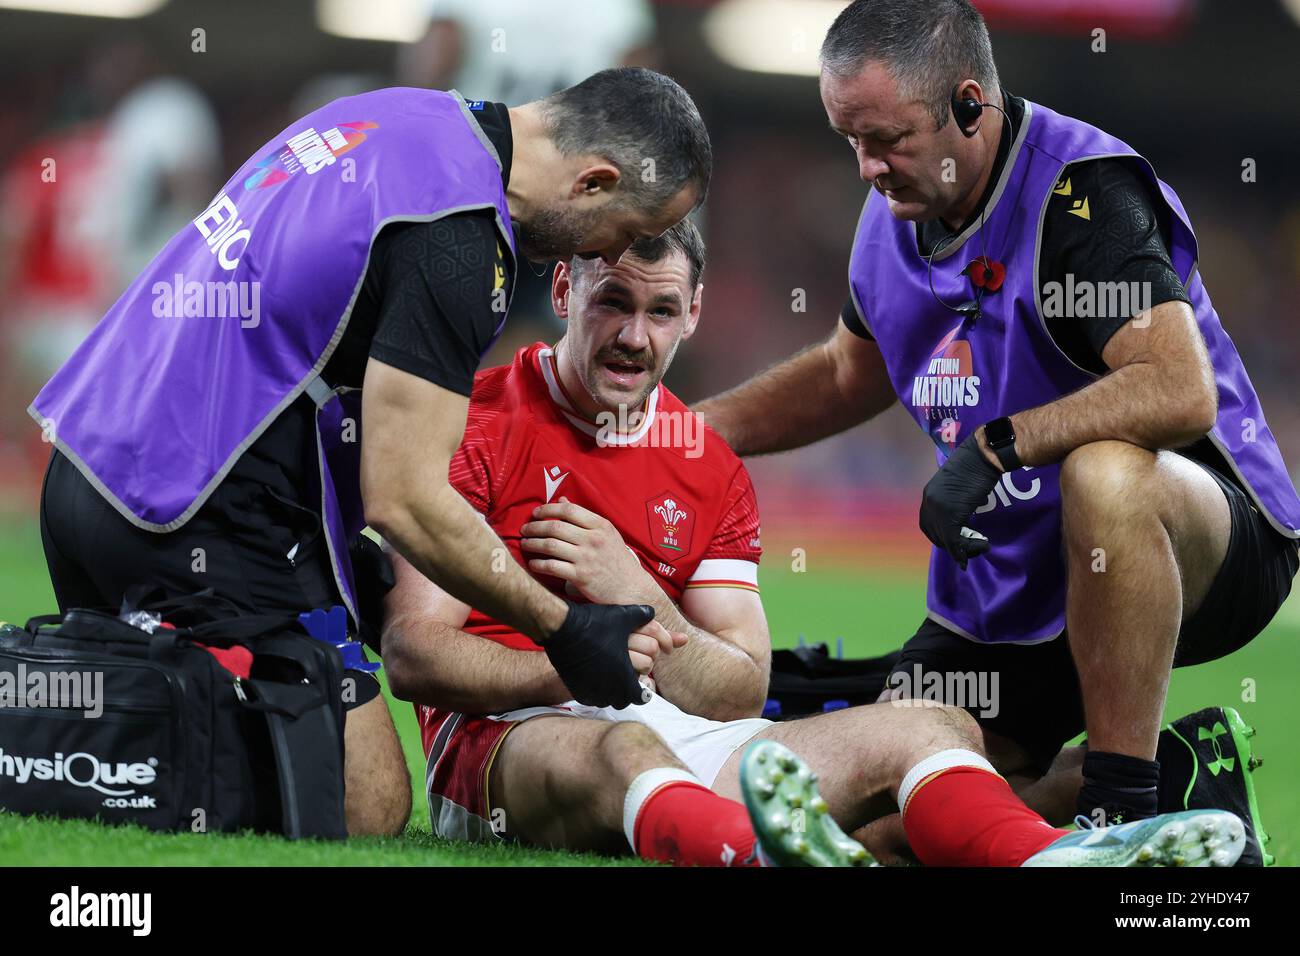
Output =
[
  {"x1": 901, "y1": 759, "x2": 1070, "y2": 867},
  {"x1": 630, "y1": 776, "x2": 761, "y2": 867}
]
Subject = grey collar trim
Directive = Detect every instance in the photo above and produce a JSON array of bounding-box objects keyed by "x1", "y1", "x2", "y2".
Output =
[
  {"x1": 928, "y1": 100, "x2": 1035, "y2": 263},
  {"x1": 450, "y1": 88, "x2": 504, "y2": 173}
]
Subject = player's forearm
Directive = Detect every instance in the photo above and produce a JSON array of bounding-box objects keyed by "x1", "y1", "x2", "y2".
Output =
[
  {"x1": 636, "y1": 589, "x2": 768, "y2": 721},
  {"x1": 693, "y1": 341, "x2": 860, "y2": 456},
  {"x1": 1009, "y1": 359, "x2": 1216, "y2": 468},
  {"x1": 370, "y1": 481, "x2": 569, "y2": 643},
  {"x1": 382, "y1": 613, "x2": 570, "y2": 713}
]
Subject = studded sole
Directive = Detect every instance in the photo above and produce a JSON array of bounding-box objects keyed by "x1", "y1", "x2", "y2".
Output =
[{"x1": 739, "y1": 739, "x2": 872, "y2": 867}]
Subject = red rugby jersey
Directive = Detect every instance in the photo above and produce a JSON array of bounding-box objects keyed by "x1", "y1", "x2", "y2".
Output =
[{"x1": 447, "y1": 342, "x2": 762, "y2": 651}]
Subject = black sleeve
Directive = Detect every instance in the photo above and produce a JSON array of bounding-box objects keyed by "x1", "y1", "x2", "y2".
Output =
[
  {"x1": 367, "y1": 212, "x2": 511, "y2": 397},
  {"x1": 841, "y1": 295, "x2": 874, "y2": 340},
  {"x1": 1039, "y1": 159, "x2": 1191, "y2": 373}
]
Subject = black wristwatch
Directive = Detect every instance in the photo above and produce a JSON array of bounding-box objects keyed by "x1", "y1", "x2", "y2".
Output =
[{"x1": 984, "y1": 416, "x2": 1021, "y2": 472}]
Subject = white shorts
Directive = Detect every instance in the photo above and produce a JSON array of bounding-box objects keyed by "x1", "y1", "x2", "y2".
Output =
[
  {"x1": 420, "y1": 693, "x2": 773, "y2": 843},
  {"x1": 503, "y1": 693, "x2": 773, "y2": 787}
]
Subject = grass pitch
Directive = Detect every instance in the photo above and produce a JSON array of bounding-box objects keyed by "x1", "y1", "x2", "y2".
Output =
[{"x1": 1, "y1": 515, "x2": 1295, "y2": 866}]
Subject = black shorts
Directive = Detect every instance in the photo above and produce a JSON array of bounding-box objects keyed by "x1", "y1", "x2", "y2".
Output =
[
  {"x1": 889, "y1": 458, "x2": 1299, "y2": 772},
  {"x1": 38, "y1": 450, "x2": 381, "y2": 709}
]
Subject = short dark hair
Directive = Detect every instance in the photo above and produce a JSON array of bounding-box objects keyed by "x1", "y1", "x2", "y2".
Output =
[
  {"x1": 821, "y1": 0, "x2": 1000, "y2": 130},
  {"x1": 540, "y1": 68, "x2": 713, "y2": 213},
  {"x1": 571, "y1": 216, "x2": 706, "y2": 293}
]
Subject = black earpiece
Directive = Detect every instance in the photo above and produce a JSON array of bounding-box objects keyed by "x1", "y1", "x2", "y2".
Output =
[
  {"x1": 951, "y1": 86, "x2": 984, "y2": 137},
  {"x1": 925, "y1": 87, "x2": 1018, "y2": 324}
]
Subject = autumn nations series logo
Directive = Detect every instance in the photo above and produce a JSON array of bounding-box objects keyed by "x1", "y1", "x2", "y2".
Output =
[
  {"x1": 912, "y1": 324, "x2": 981, "y2": 450},
  {"x1": 243, "y1": 120, "x2": 379, "y2": 190}
]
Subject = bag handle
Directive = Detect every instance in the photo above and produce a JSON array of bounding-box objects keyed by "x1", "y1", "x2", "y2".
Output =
[
  {"x1": 23, "y1": 613, "x2": 65, "y2": 633},
  {"x1": 40, "y1": 608, "x2": 153, "y2": 645},
  {"x1": 235, "y1": 678, "x2": 327, "y2": 719}
]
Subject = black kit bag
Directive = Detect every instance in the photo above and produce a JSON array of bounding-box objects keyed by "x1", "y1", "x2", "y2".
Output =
[
  {"x1": 765, "y1": 643, "x2": 903, "y2": 718},
  {"x1": 0, "y1": 590, "x2": 347, "y2": 839}
]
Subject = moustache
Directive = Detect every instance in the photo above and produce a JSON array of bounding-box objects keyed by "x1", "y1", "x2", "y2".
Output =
[{"x1": 595, "y1": 349, "x2": 654, "y2": 370}]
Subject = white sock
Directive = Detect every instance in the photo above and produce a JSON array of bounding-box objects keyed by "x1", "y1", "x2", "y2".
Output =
[
  {"x1": 896, "y1": 748, "x2": 998, "y2": 816},
  {"x1": 622, "y1": 767, "x2": 704, "y2": 853}
]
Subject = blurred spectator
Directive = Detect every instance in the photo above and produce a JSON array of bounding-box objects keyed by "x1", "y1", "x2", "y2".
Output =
[
  {"x1": 0, "y1": 123, "x2": 111, "y2": 428},
  {"x1": 0, "y1": 37, "x2": 219, "y2": 493},
  {"x1": 397, "y1": 0, "x2": 661, "y2": 343},
  {"x1": 397, "y1": 0, "x2": 658, "y2": 105},
  {"x1": 99, "y1": 74, "x2": 221, "y2": 286},
  {"x1": 290, "y1": 73, "x2": 382, "y2": 122}
]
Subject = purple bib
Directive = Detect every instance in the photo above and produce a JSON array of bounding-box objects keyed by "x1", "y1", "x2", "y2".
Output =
[
  {"x1": 850, "y1": 100, "x2": 1300, "y2": 644},
  {"x1": 30, "y1": 88, "x2": 516, "y2": 619}
]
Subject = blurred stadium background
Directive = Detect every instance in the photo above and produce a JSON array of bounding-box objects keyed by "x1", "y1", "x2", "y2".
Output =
[{"x1": 0, "y1": 0, "x2": 1297, "y2": 864}]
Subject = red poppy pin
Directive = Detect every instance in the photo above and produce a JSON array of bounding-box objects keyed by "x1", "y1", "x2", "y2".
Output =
[{"x1": 962, "y1": 256, "x2": 1006, "y2": 293}]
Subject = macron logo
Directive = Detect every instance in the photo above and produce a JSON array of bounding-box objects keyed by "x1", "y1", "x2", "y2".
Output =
[{"x1": 543, "y1": 466, "x2": 569, "y2": 503}]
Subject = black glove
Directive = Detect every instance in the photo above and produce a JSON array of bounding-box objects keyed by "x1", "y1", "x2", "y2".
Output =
[
  {"x1": 544, "y1": 602, "x2": 655, "y2": 708},
  {"x1": 919, "y1": 432, "x2": 1001, "y2": 570}
]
